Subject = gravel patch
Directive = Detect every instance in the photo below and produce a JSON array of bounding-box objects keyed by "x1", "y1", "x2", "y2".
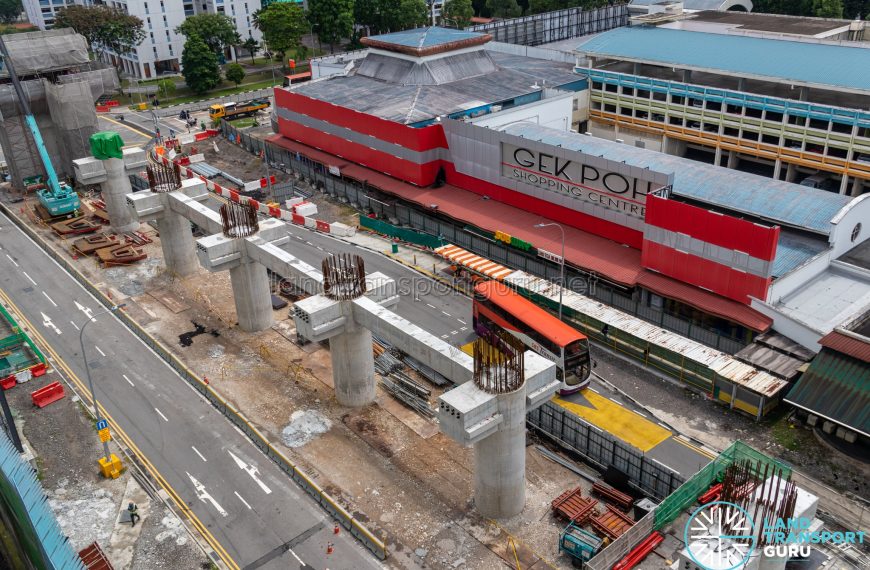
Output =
[{"x1": 281, "y1": 409, "x2": 331, "y2": 448}]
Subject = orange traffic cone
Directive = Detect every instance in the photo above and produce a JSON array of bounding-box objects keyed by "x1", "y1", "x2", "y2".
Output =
[
  {"x1": 333, "y1": 523, "x2": 340, "y2": 535},
  {"x1": 326, "y1": 543, "x2": 334, "y2": 555}
]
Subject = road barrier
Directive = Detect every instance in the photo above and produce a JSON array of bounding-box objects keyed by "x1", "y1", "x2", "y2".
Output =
[
  {"x1": 31, "y1": 381, "x2": 65, "y2": 408},
  {"x1": 0, "y1": 203, "x2": 389, "y2": 561}
]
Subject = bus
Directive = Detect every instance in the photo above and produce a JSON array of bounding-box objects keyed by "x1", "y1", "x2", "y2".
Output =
[{"x1": 473, "y1": 281, "x2": 591, "y2": 393}]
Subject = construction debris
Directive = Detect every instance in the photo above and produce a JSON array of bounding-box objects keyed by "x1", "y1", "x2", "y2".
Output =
[{"x1": 380, "y1": 372, "x2": 434, "y2": 418}]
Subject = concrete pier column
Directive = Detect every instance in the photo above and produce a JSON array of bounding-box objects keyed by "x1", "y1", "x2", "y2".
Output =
[
  {"x1": 714, "y1": 146, "x2": 723, "y2": 167},
  {"x1": 772, "y1": 159, "x2": 782, "y2": 180},
  {"x1": 102, "y1": 156, "x2": 139, "y2": 233},
  {"x1": 473, "y1": 385, "x2": 527, "y2": 518},
  {"x1": 727, "y1": 150, "x2": 739, "y2": 169},
  {"x1": 785, "y1": 162, "x2": 797, "y2": 183},
  {"x1": 157, "y1": 211, "x2": 199, "y2": 277},
  {"x1": 229, "y1": 260, "x2": 273, "y2": 332},
  {"x1": 851, "y1": 176, "x2": 864, "y2": 196},
  {"x1": 330, "y1": 301, "x2": 375, "y2": 406},
  {"x1": 839, "y1": 175, "x2": 850, "y2": 195}
]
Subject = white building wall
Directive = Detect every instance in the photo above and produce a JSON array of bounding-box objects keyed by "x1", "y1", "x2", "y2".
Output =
[{"x1": 471, "y1": 93, "x2": 574, "y2": 132}]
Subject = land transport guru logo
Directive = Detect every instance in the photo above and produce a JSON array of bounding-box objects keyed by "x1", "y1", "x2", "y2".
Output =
[{"x1": 684, "y1": 501, "x2": 866, "y2": 570}]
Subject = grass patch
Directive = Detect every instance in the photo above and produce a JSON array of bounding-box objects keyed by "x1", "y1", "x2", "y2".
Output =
[
  {"x1": 228, "y1": 117, "x2": 260, "y2": 128},
  {"x1": 770, "y1": 416, "x2": 802, "y2": 451}
]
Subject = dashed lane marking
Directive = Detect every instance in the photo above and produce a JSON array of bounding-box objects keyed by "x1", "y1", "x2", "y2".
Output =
[
  {"x1": 6, "y1": 254, "x2": 18, "y2": 267},
  {"x1": 123, "y1": 374, "x2": 135, "y2": 387},
  {"x1": 23, "y1": 272, "x2": 37, "y2": 286},
  {"x1": 42, "y1": 291, "x2": 57, "y2": 307},
  {"x1": 155, "y1": 408, "x2": 169, "y2": 422},
  {"x1": 70, "y1": 321, "x2": 80, "y2": 331},
  {"x1": 192, "y1": 446, "x2": 207, "y2": 462},
  {"x1": 94, "y1": 345, "x2": 106, "y2": 357},
  {"x1": 234, "y1": 491, "x2": 252, "y2": 510}
]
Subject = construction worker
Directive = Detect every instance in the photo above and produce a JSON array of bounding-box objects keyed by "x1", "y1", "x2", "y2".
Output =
[{"x1": 127, "y1": 502, "x2": 140, "y2": 527}]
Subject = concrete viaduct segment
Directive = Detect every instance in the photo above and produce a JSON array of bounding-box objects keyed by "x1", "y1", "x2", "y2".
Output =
[{"x1": 118, "y1": 167, "x2": 557, "y2": 517}]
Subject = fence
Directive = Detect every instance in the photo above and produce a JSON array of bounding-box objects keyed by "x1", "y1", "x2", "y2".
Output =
[
  {"x1": 0, "y1": 203, "x2": 388, "y2": 562},
  {"x1": 226, "y1": 123, "x2": 749, "y2": 356},
  {"x1": 359, "y1": 216, "x2": 444, "y2": 249},
  {"x1": 0, "y1": 429, "x2": 85, "y2": 570},
  {"x1": 465, "y1": 3, "x2": 629, "y2": 46},
  {"x1": 528, "y1": 402, "x2": 685, "y2": 501}
]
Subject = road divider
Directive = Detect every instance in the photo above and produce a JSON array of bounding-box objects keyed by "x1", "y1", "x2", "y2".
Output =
[{"x1": 0, "y1": 203, "x2": 389, "y2": 561}]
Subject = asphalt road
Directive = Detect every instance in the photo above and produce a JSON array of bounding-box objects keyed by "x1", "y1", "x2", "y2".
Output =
[{"x1": 0, "y1": 210, "x2": 382, "y2": 570}]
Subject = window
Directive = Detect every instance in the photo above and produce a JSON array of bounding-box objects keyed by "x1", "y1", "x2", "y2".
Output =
[
  {"x1": 245, "y1": 1, "x2": 248, "y2": 12},
  {"x1": 149, "y1": 32, "x2": 154, "y2": 42},
  {"x1": 165, "y1": 30, "x2": 170, "y2": 41},
  {"x1": 604, "y1": 103, "x2": 616, "y2": 113},
  {"x1": 637, "y1": 89, "x2": 650, "y2": 99},
  {"x1": 809, "y1": 118, "x2": 828, "y2": 130},
  {"x1": 726, "y1": 104, "x2": 742, "y2": 115},
  {"x1": 706, "y1": 100, "x2": 722, "y2": 111},
  {"x1": 592, "y1": 81, "x2": 603, "y2": 90},
  {"x1": 761, "y1": 134, "x2": 779, "y2": 145},
  {"x1": 765, "y1": 111, "x2": 783, "y2": 122},
  {"x1": 144, "y1": 1, "x2": 149, "y2": 13},
  {"x1": 745, "y1": 107, "x2": 762, "y2": 119},
  {"x1": 620, "y1": 106, "x2": 632, "y2": 116},
  {"x1": 831, "y1": 121, "x2": 852, "y2": 134},
  {"x1": 787, "y1": 114, "x2": 806, "y2": 126},
  {"x1": 723, "y1": 126, "x2": 739, "y2": 137},
  {"x1": 162, "y1": 15, "x2": 167, "y2": 24},
  {"x1": 652, "y1": 91, "x2": 666, "y2": 102},
  {"x1": 160, "y1": 0, "x2": 164, "y2": 11},
  {"x1": 671, "y1": 95, "x2": 685, "y2": 105},
  {"x1": 622, "y1": 86, "x2": 634, "y2": 96},
  {"x1": 605, "y1": 83, "x2": 617, "y2": 93}
]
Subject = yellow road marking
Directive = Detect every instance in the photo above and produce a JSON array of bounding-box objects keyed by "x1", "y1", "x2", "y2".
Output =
[
  {"x1": 553, "y1": 390, "x2": 672, "y2": 452},
  {"x1": 99, "y1": 114, "x2": 152, "y2": 140},
  {"x1": 0, "y1": 288, "x2": 239, "y2": 570},
  {"x1": 674, "y1": 437, "x2": 718, "y2": 460}
]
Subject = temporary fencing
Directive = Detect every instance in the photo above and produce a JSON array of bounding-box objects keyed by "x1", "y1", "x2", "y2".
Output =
[{"x1": 0, "y1": 203, "x2": 388, "y2": 561}]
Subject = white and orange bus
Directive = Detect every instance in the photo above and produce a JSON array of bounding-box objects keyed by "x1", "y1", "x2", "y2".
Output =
[{"x1": 473, "y1": 280, "x2": 592, "y2": 393}]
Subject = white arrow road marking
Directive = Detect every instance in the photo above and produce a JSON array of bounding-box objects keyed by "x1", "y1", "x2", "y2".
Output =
[
  {"x1": 40, "y1": 312, "x2": 61, "y2": 335},
  {"x1": 186, "y1": 472, "x2": 228, "y2": 517},
  {"x1": 42, "y1": 292, "x2": 57, "y2": 307},
  {"x1": 74, "y1": 301, "x2": 93, "y2": 320},
  {"x1": 22, "y1": 272, "x2": 37, "y2": 286},
  {"x1": 227, "y1": 450, "x2": 272, "y2": 495},
  {"x1": 234, "y1": 491, "x2": 252, "y2": 510}
]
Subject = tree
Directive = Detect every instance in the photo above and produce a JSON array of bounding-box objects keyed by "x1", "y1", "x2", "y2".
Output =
[
  {"x1": 225, "y1": 62, "x2": 246, "y2": 86},
  {"x1": 156, "y1": 78, "x2": 176, "y2": 98},
  {"x1": 308, "y1": 0, "x2": 354, "y2": 52},
  {"x1": 487, "y1": 0, "x2": 521, "y2": 17},
  {"x1": 398, "y1": 0, "x2": 429, "y2": 28},
  {"x1": 256, "y1": 3, "x2": 307, "y2": 71},
  {"x1": 242, "y1": 36, "x2": 260, "y2": 64},
  {"x1": 182, "y1": 36, "x2": 220, "y2": 94},
  {"x1": 175, "y1": 13, "x2": 238, "y2": 55},
  {"x1": 54, "y1": 5, "x2": 144, "y2": 64},
  {"x1": 0, "y1": 0, "x2": 21, "y2": 25},
  {"x1": 442, "y1": 0, "x2": 474, "y2": 27},
  {"x1": 813, "y1": 0, "x2": 844, "y2": 17}
]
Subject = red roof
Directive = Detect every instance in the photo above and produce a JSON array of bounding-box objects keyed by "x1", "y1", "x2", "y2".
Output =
[
  {"x1": 267, "y1": 134, "x2": 349, "y2": 170},
  {"x1": 340, "y1": 164, "x2": 644, "y2": 286},
  {"x1": 475, "y1": 281, "x2": 585, "y2": 346},
  {"x1": 819, "y1": 330, "x2": 870, "y2": 363},
  {"x1": 636, "y1": 270, "x2": 773, "y2": 332}
]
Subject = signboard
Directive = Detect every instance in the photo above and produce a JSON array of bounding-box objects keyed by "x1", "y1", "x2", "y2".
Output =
[
  {"x1": 500, "y1": 142, "x2": 653, "y2": 219},
  {"x1": 244, "y1": 180, "x2": 261, "y2": 192},
  {"x1": 98, "y1": 428, "x2": 111, "y2": 442},
  {"x1": 537, "y1": 248, "x2": 563, "y2": 264},
  {"x1": 328, "y1": 165, "x2": 341, "y2": 176},
  {"x1": 96, "y1": 419, "x2": 108, "y2": 431}
]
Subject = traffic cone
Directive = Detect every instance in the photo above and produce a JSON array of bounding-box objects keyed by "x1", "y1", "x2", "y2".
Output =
[
  {"x1": 326, "y1": 543, "x2": 334, "y2": 555},
  {"x1": 203, "y1": 376, "x2": 210, "y2": 385},
  {"x1": 333, "y1": 523, "x2": 340, "y2": 535}
]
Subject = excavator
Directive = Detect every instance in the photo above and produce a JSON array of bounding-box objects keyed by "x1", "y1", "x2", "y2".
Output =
[{"x1": 0, "y1": 36, "x2": 80, "y2": 216}]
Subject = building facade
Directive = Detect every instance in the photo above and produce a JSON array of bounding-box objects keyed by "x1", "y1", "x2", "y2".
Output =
[{"x1": 23, "y1": 0, "x2": 263, "y2": 78}]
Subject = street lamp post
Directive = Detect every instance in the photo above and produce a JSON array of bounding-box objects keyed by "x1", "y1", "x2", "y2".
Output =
[
  {"x1": 534, "y1": 222, "x2": 565, "y2": 321},
  {"x1": 78, "y1": 304, "x2": 125, "y2": 467}
]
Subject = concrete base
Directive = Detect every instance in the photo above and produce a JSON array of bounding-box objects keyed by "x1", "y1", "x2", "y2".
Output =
[
  {"x1": 102, "y1": 157, "x2": 139, "y2": 233},
  {"x1": 229, "y1": 260, "x2": 273, "y2": 332},
  {"x1": 473, "y1": 386, "x2": 526, "y2": 518},
  {"x1": 157, "y1": 212, "x2": 199, "y2": 277},
  {"x1": 98, "y1": 453, "x2": 123, "y2": 479},
  {"x1": 330, "y1": 312, "x2": 375, "y2": 407}
]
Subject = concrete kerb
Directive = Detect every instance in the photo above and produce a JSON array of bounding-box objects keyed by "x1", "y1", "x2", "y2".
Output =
[{"x1": 0, "y1": 202, "x2": 389, "y2": 561}]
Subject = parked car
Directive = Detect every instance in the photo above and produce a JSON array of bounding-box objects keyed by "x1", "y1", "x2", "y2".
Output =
[{"x1": 799, "y1": 174, "x2": 838, "y2": 192}]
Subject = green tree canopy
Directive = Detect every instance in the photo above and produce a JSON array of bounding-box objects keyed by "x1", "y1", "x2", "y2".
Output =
[
  {"x1": 53, "y1": 5, "x2": 145, "y2": 62},
  {"x1": 225, "y1": 62, "x2": 246, "y2": 85},
  {"x1": 256, "y1": 3, "x2": 307, "y2": 70},
  {"x1": 813, "y1": 0, "x2": 844, "y2": 17},
  {"x1": 487, "y1": 0, "x2": 521, "y2": 18},
  {"x1": 308, "y1": 0, "x2": 354, "y2": 52},
  {"x1": 0, "y1": 0, "x2": 22, "y2": 25},
  {"x1": 241, "y1": 36, "x2": 260, "y2": 64},
  {"x1": 354, "y1": 0, "x2": 429, "y2": 34},
  {"x1": 442, "y1": 0, "x2": 474, "y2": 27},
  {"x1": 182, "y1": 36, "x2": 221, "y2": 94},
  {"x1": 175, "y1": 13, "x2": 238, "y2": 55}
]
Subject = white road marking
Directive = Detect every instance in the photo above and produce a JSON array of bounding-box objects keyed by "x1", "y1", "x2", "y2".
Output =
[
  {"x1": 460, "y1": 327, "x2": 468, "y2": 331},
  {"x1": 23, "y1": 272, "x2": 37, "y2": 286},
  {"x1": 450, "y1": 330, "x2": 458, "y2": 335},
  {"x1": 234, "y1": 491, "x2": 252, "y2": 510},
  {"x1": 191, "y1": 446, "x2": 207, "y2": 462},
  {"x1": 42, "y1": 291, "x2": 57, "y2": 307},
  {"x1": 94, "y1": 345, "x2": 106, "y2": 357},
  {"x1": 426, "y1": 303, "x2": 436, "y2": 309},
  {"x1": 123, "y1": 374, "x2": 134, "y2": 387},
  {"x1": 457, "y1": 319, "x2": 466, "y2": 325},
  {"x1": 74, "y1": 301, "x2": 94, "y2": 320},
  {"x1": 70, "y1": 320, "x2": 80, "y2": 331},
  {"x1": 227, "y1": 450, "x2": 272, "y2": 494},
  {"x1": 40, "y1": 312, "x2": 62, "y2": 335},
  {"x1": 441, "y1": 334, "x2": 448, "y2": 339},
  {"x1": 442, "y1": 311, "x2": 451, "y2": 317},
  {"x1": 305, "y1": 241, "x2": 312, "y2": 246},
  {"x1": 186, "y1": 472, "x2": 228, "y2": 517},
  {"x1": 289, "y1": 549, "x2": 304, "y2": 564},
  {"x1": 6, "y1": 254, "x2": 18, "y2": 267},
  {"x1": 155, "y1": 408, "x2": 169, "y2": 422},
  {"x1": 589, "y1": 388, "x2": 600, "y2": 394}
]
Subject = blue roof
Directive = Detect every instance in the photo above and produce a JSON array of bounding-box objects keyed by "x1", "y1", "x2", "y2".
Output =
[
  {"x1": 367, "y1": 27, "x2": 485, "y2": 50},
  {"x1": 576, "y1": 27, "x2": 870, "y2": 93},
  {"x1": 503, "y1": 123, "x2": 852, "y2": 235},
  {"x1": 772, "y1": 232, "x2": 827, "y2": 278}
]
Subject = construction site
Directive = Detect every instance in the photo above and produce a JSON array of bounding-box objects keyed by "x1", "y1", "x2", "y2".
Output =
[{"x1": 0, "y1": 22, "x2": 868, "y2": 570}]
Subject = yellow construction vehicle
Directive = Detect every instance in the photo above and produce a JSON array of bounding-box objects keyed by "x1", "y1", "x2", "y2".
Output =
[{"x1": 208, "y1": 99, "x2": 270, "y2": 120}]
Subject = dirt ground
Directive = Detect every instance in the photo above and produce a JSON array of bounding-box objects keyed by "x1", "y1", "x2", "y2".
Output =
[
  {"x1": 19, "y1": 202, "x2": 594, "y2": 569},
  {"x1": 3, "y1": 363, "x2": 208, "y2": 569}
]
